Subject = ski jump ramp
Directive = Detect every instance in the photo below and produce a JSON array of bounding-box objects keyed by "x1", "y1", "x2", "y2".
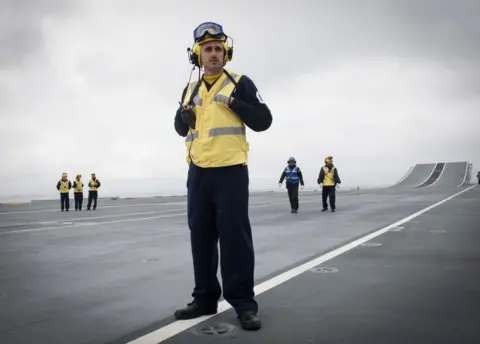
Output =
[
  {"x1": 415, "y1": 162, "x2": 446, "y2": 188},
  {"x1": 389, "y1": 163, "x2": 436, "y2": 188},
  {"x1": 391, "y1": 161, "x2": 470, "y2": 189},
  {"x1": 427, "y1": 161, "x2": 470, "y2": 188}
]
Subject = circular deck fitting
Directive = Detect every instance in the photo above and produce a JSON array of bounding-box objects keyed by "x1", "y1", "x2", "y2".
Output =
[
  {"x1": 429, "y1": 229, "x2": 447, "y2": 234},
  {"x1": 311, "y1": 267, "x2": 339, "y2": 273},
  {"x1": 191, "y1": 323, "x2": 237, "y2": 336},
  {"x1": 390, "y1": 226, "x2": 405, "y2": 232},
  {"x1": 142, "y1": 258, "x2": 161, "y2": 262},
  {"x1": 361, "y1": 242, "x2": 382, "y2": 246}
]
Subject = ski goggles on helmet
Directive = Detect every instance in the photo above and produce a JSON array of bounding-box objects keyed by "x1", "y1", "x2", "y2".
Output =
[{"x1": 193, "y1": 22, "x2": 226, "y2": 43}]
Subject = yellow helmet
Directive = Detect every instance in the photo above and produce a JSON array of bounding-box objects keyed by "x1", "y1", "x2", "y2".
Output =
[{"x1": 189, "y1": 22, "x2": 233, "y2": 68}]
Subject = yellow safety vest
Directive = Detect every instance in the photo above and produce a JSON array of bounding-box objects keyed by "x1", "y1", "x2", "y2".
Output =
[
  {"x1": 322, "y1": 166, "x2": 336, "y2": 186},
  {"x1": 74, "y1": 179, "x2": 83, "y2": 192},
  {"x1": 59, "y1": 180, "x2": 70, "y2": 193},
  {"x1": 183, "y1": 71, "x2": 249, "y2": 167},
  {"x1": 89, "y1": 179, "x2": 98, "y2": 191}
]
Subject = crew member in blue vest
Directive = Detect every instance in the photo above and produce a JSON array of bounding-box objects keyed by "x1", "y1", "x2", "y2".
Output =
[
  {"x1": 173, "y1": 22, "x2": 272, "y2": 331},
  {"x1": 278, "y1": 157, "x2": 304, "y2": 213}
]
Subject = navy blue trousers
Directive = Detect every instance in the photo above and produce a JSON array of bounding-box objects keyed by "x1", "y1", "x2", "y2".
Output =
[{"x1": 187, "y1": 163, "x2": 258, "y2": 315}]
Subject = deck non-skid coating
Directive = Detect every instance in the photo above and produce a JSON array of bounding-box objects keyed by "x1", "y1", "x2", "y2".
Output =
[
  {"x1": 0, "y1": 185, "x2": 476, "y2": 344},
  {"x1": 431, "y1": 161, "x2": 469, "y2": 188},
  {"x1": 147, "y1": 186, "x2": 480, "y2": 344},
  {"x1": 416, "y1": 162, "x2": 445, "y2": 187},
  {"x1": 389, "y1": 163, "x2": 435, "y2": 188}
]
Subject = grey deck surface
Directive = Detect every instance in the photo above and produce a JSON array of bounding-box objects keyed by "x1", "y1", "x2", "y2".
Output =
[
  {"x1": 156, "y1": 186, "x2": 480, "y2": 344},
  {"x1": 0, "y1": 185, "x2": 477, "y2": 344},
  {"x1": 389, "y1": 163, "x2": 435, "y2": 188}
]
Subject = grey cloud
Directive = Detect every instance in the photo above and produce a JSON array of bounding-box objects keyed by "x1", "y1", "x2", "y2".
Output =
[
  {"x1": 385, "y1": 0, "x2": 480, "y2": 61},
  {"x1": 0, "y1": 0, "x2": 79, "y2": 68},
  {"x1": 224, "y1": 0, "x2": 480, "y2": 88}
]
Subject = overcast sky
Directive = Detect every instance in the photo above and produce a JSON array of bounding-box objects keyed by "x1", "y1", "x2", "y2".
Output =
[{"x1": 1, "y1": 0, "x2": 479, "y2": 200}]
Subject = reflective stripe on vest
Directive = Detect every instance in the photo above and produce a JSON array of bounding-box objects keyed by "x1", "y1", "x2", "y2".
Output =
[
  {"x1": 322, "y1": 166, "x2": 336, "y2": 186},
  {"x1": 285, "y1": 166, "x2": 299, "y2": 184},
  {"x1": 185, "y1": 127, "x2": 246, "y2": 142},
  {"x1": 182, "y1": 71, "x2": 248, "y2": 168}
]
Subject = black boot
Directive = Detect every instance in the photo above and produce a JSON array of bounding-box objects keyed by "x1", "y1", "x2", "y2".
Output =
[
  {"x1": 173, "y1": 301, "x2": 217, "y2": 320},
  {"x1": 237, "y1": 311, "x2": 261, "y2": 330}
]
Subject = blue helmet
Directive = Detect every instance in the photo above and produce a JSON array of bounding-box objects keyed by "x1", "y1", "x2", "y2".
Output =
[{"x1": 287, "y1": 156, "x2": 296, "y2": 163}]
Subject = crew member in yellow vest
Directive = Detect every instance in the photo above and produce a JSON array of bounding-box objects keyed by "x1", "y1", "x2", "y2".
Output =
[
  {"x1": 317, "y1": 156, "x2": 341, "y2": 212},
  {"x1": 72, "y1": 174, "x2": 84, "y2": 211},
  {"x1": 86, "y1": 173, "x2": 101, "y2": 210},
  {"x1": 56, "y1": 172, "x2": 72, "y2": 211},
  {"x1": 173, "y1": 22, "x2": 272, "y2": 331}
]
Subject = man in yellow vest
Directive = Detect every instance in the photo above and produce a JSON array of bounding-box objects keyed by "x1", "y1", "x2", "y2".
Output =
[
  {"x1": 173, "y1": 22, "x2": 272, "y2": 331},
  {"x1": 317, "y1": 156, "x2": 341, "y2": 212},
  {"x1": 73, "y1": 174, "x2": 84, "y2": 211},
  {"x1": 56, "y1": 172, "x2": 71, "y2": 211},
  {"x1": 86, "y1": 173, "x2": 101, "y2": 210}
]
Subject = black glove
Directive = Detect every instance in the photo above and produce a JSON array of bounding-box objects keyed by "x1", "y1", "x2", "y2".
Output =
[{"x1": 180, "y1": 104, "x2": 197, "y2": 129}]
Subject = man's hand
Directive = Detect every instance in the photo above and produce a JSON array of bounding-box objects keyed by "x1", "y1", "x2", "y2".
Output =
[{"x1": 180, "y1": 104, "x2": 197, "y2": 129}]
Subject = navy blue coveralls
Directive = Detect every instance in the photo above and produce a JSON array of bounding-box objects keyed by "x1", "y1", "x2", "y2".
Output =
[{"x1": 174, "y1": 73, "x2": 273, "y2": 316}]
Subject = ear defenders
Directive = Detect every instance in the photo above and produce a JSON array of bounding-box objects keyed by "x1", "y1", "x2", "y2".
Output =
[{"x1": 189, "y1": 41, "x2": 233, "y2": 68}]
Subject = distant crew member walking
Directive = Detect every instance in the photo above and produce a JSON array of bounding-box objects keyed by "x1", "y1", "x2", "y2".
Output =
[
  {"x1": 73, "y1": 174, "x2": 84, "y2": 211},
  {"x1": 477, "y1": 171, "x2": 479, "y2": 185},
  {"x1": 87, "y1": 173, "x2": 101, "y2": 211},
  {"x1": 317, "y1": 156, "x2": 341, "y2": 212},
  {"x1": 278, "y1": 157, "x2": 304, "y2": 213},
  {"x1": 56, "y1": 173, "x2": 71, "y2": 212}
]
